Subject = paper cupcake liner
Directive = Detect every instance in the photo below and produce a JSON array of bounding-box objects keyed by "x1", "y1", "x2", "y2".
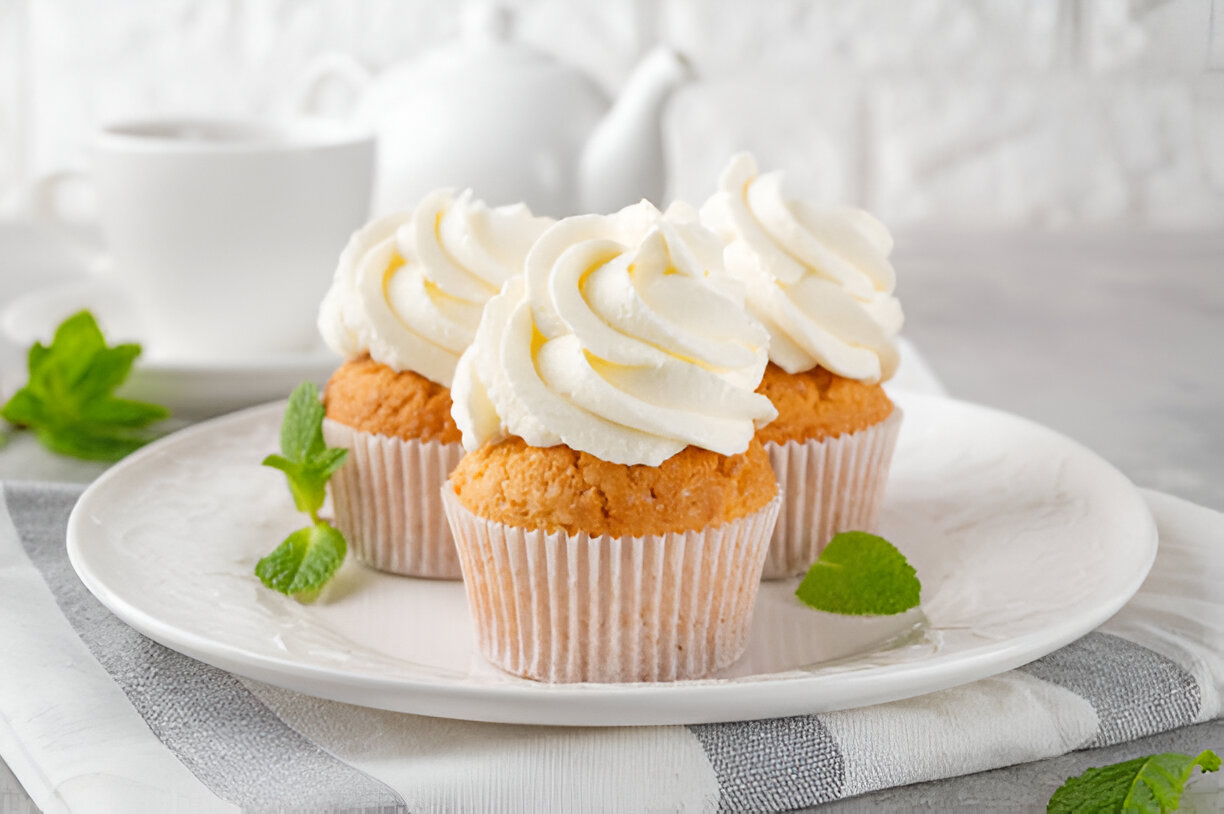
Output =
[
  {"x1": 323, "y1": 419, "x2": 466, "y2": 579},
  {"x1": 762, "y1": 407, "x2": 903, "y2": 580},
  {"x1": 442, "y1": 488, "x2": 782, "y2": 684}
]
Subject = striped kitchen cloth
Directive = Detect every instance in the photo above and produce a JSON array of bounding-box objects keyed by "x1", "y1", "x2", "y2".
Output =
[{"x1": 1, "y1": 481, "x2": 1221, "y2": 813}]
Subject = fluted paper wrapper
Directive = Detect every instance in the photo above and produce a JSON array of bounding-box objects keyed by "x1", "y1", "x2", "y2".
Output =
[
  {"x1": 763, "y1": 408, "x2": 903, "y2": 579},
  {"x1": 442, "y1": 489, "x2": 782, "y2": 684},
  {"x1": 323, "y1": 419, "x2": 466, "y2": 579}
]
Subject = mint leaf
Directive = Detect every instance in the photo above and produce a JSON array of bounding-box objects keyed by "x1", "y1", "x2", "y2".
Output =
[
  {"x1": 262, "y1": 382, "x2": 347, "y2": 520},
  {"x1": 27, "y1": 341, "x2": 51, "y2": 376},
  {"x1": 795, "y1": 531, "x2": 921, "y2": 615},
  {"x1": 74, "y1": 343, "x2": 141, "y2": 401},
  {"x1": 311, "y1": 446, "x2": 350, "y2": 481},
  {"x1": 35, "y1": 425, "x2": 151, "y2": 461},
  {"x1": 1048, "y1": 750, "x2": 1220, "y2": 813},
  {"x1": 257, "y1": 382, "x2": 350, "y2": 599},
  {"x1": 261, "y1": 454, "x2": 320, "y2": 517},
  {"x1": 1, "y1": 389, "x2": 50, "y2": 428},
  {"x1": 80, "y1": 397, "x2": 170, "y2": 427},
  {"x1": 255, "y1": 522, "x2": 347, "y2": 599},
  {"x1": 280, "y1": 380, "x2": 328, "y2": 462},
  {"x1": 0, "y1": 310, "x2": 169, "y2": 461}
]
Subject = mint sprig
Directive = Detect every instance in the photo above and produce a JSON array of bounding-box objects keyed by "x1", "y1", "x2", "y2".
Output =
[
  {"x1": 261, "y1": 382, "x2": 349, "y2": 521},
  {"x1": 1048, "y1": 749, "x2": 1220, "y2": 813},
  {"x1": 256, "y1": 382, "x2": 349, "y2": 600},
  {"x1": 795, "y1": 531, "x2": 921, "y2": 615},
  {"x1": 1, "y1": 310, "x2": 169, "y2": 461},
  {"x1": 255, "y1": 523, "x2": 346, "y2": 602}
]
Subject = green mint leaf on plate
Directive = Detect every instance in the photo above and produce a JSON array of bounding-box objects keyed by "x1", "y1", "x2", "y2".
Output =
[
  {"x1": 280, "y1": 379, "x2": 328, "y2": 462},
  {"x1": 0, "y1": 310, "x2": 170, "y2": 461},
  {"x1": 255, "y1": 522, "x2": 347, "y2": 600},
  {"x1": 795, "y1": 531, "x2": 921, "y2": 615},
  {"x1": 257, "y1": 381, "x2": 350, "y2": 599},
  {"x1": 261, "y1": 382, "x2": 348, "y2": 521},
  {"x1": 1048, "y1": 749, "x2": 1220, "y2": 813}
]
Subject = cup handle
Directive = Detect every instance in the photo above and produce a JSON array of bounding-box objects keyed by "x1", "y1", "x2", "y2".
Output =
[
  {"x1": 286, "y1": 52, "x2": 373, "y2": 118},
  {"x1": 32, "y1": 169, "x2": 90, "y2": 224},
  {"x1": 30, "y1": 170, "x2": 108, "y2": 271}
]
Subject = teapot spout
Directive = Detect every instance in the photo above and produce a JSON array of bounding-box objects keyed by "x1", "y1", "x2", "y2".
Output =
[{"x1": 577, "y1": 46, "x2": 690, "y2": 215}]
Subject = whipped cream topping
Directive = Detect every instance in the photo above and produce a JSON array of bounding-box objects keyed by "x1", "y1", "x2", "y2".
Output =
[
  {"x1": 318, "y1": 188, "x2": 552, "y2": 387},
  {"x1": 451, "y1": 200, "x2": 778, "y2": 466},
  {"x1": 700, "y1": 153, "x2": 903, "y2": 383}
]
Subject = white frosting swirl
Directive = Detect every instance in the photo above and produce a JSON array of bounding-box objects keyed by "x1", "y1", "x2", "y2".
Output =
[
  {"x1": 700, "y1": 153, "x2": 903, "y2": 383},
  {"x1": 452, "y1": 200, "x2": 778, "y2": 466},
  {"x1": 318, "y1": 188, "x2": 552, "y2": 387}
]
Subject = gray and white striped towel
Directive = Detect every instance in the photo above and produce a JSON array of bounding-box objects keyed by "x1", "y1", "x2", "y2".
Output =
[{"x1": 1, "y1": 481, "x2": 1221, "y2": 813}]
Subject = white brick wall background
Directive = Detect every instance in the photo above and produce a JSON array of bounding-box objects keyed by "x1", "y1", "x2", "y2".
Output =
[{"x1": 1, "y1": 0, "x2": 1222, "y2": 229}]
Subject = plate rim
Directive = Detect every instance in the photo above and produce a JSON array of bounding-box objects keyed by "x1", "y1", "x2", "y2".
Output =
[{"x1": 66, "y1": 393, "x2": 1159, "y2": 726}]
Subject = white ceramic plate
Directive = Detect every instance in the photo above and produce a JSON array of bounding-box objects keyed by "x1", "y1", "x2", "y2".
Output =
[
  {"x1": 0, "y1": 280, "x2": 338, "y2": 419},
  {"x1": 66, "y1": 392, "x2": 1157, "y2": 726}
]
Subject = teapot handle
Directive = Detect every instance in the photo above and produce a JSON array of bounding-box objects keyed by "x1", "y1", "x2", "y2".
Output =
[{"x1": 286, "y1": 52, "x2": 373, "y2": 118}]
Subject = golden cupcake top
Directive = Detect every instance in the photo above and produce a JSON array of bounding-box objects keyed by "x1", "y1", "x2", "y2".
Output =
[
  {"x1": 450, "y1": 437, "x2": 777, "y2": 537},
  {"x1": 451, "y1": 199, "x2": 778, "y2": 467},
  {"x1": 323, "y1": 355, "x2": 461, "y2": 444},
  {"x1": 754, "y1": 362, "x2": 894, "y2": 444},
  {"x1": 700, "y1": 153, "x2": 903, "y2": 383}
]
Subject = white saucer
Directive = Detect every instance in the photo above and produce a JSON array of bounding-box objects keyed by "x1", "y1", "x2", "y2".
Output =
[{"x1": 0, "y1": 280, "x2": 339, "y2": 419}]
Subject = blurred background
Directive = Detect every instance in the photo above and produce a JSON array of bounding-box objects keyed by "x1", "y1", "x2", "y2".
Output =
[
  {"x1": 1, "y1": 0, "x2": 1221, "y2": 228},
  {"x1": 0, "y1": 0, "x2": 1221, "y2": 509}
]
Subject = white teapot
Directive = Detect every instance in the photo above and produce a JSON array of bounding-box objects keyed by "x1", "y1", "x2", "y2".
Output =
[{"x1": 295, "y1": 4, "x2": 690, "y2": 217}]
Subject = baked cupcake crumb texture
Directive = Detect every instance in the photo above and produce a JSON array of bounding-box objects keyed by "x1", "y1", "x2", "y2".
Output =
[
  {"x1": 450, "y1": 437, "x2": 777, "y2": 538},
  {"x1": 755, "y1": 363, "x2": 893, "y2": 445},
  {"x1": 323, "y1": 355, "x2": 461, "y2": 444}
]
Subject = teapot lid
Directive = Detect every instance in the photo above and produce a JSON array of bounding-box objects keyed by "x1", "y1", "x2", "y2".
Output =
[
  {"x1": 460, "y1": 2, "x2": 513, "y2": 43},
  {"x1": 407, "y1": 2, "x2": 590, "y2": 80},
  {"x1": 358, "y1": 1, "x2": 609, "y2": 140},
  {"x1": 357, "y1": 1, "x2": 611, "y2": 216}
]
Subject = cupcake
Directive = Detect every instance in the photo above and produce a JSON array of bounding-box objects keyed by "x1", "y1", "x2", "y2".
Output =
[
  {"x1": 445, "y1": 201, "x2": 781, "y2": 683},
  {"x1": 700, "y1": 154, "x2": 904, "y2": 579},
  {"x1": 317, "y1": 188, "x2": 551, "y2": 578}
]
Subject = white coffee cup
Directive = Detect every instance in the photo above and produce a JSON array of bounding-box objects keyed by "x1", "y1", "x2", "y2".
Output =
[{"x1": 37, "y1": 117, "x2": 374, "y2": 360}]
